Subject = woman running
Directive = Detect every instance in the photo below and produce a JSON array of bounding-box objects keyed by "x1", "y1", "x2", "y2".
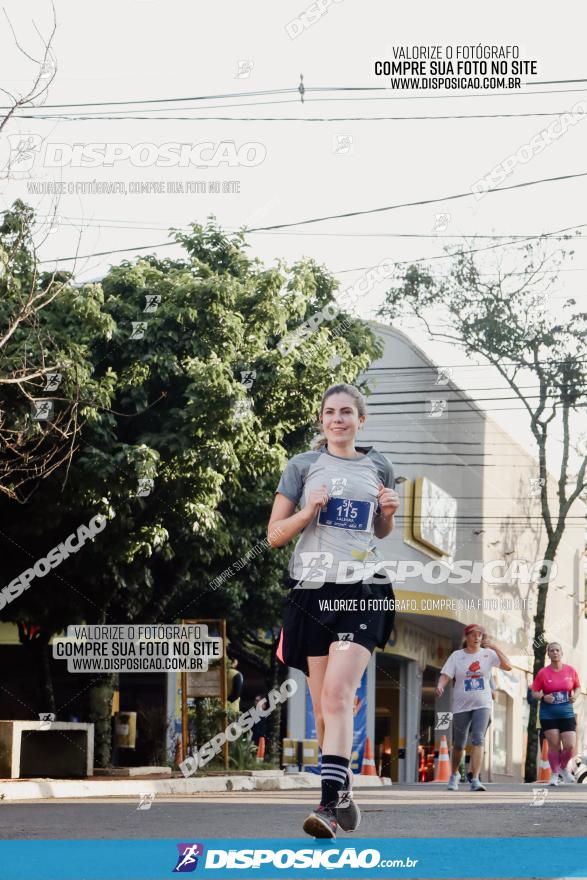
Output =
[
  {"x1": 531, "y1": 642, "x2": 581, "y2": 785},
  {"x1": 268, "y1": 384, "x2": 399, "y2": 838},
  {"x1": 435, "y1": 624, "x2": 512, "y2": 791}
]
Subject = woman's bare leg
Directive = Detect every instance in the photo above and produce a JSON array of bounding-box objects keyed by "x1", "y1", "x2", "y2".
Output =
[
  {"x1": 321, "y1": 641, "x2": 371, "y2": 757},
  {"x1": 306, "y1": 655, "x2": 329, "y2": 748},
  {"x1": 560, "y1": 730, "x2": 577, "y2": 768},
  {"x1": 544, "y1": 729, "x2": 561, "y2": 774}
]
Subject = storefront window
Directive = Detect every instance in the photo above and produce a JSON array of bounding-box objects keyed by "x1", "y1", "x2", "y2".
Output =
[
  {"x1": 419, "y1": 666, "x2": 438, "y2": 781},
  {"x1": 375, "y1": 654, "x2": 403, "y2": 781}
]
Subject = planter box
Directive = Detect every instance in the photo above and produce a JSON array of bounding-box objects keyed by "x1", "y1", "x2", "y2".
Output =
[{"x1": 0, "y1": 721, "x2": 94, "y2": 779}]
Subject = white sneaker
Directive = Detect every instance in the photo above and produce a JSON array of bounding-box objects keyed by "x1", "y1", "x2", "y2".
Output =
[
  {"x1": 559, "y1": 767, "x2": 575, "y2": 784},
  {"x1": 549, "y1": 773, "x2": 560, "y2": 786},
  {"x1": 447, "y1": 773, "x2": 459, "y2": 791}
]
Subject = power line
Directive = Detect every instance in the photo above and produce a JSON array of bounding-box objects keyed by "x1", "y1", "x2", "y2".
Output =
[
  {"x1": 390, "y1": 512, "x2": 586, "y2": 519},
  {"x1": 369, "y1": 401, "x2": 587, "y2": 412},
  {"x1": 10, "y1": 79, "x2": 587, "y2": 115},
  {"x1": 390, "y1": 515, "x2": 586, "y2": 521},
  {"x1": 302, "y1": 87, "x2": 587, "y2": 101},
  {"x1": 378, "y1": 493, "x2": 580, "y2": 499},
  {"x1": 38, "y1": 240, "x2": 179, "y2": 264},
  {"x1": 20, "y1": 214, "x2": 587, "y2": 240},
  {"x1": 0, "y1": 87, "x2": 297, "y2": 111},
  {"x1": 29, "y1": 227, "x2": 587, "y2": 273},
  {"x1": 366, "y1": 358, "x2": 587, "y2": 371},
  {"x1": 383, "y1": 450, "x2": 576, "y2": 460},
  {"x1": 16, "y1": 108, "x2": 587, "y2": 122},
  {"x1": 21, "y1": 214, "x2": 587, "y2": 255},
  {"x1": 370, "y1": 384, "x2": 549, "y2": 393},
  {"x1": 36, "y1": 197, "x2": 587, "y2": 265},
  {"x1": 367, "y1": 388, "x2": 585, "y2": 400},
  {"x1": 0, "y1": 79, "x2": 573, "y2": 108},
  {"x1": 368, "y1": 438, "x2": 581, "y2": 452},
  {"x1": 248, "y1": 172, "x2": 587, "y2": 232},
  {"x1": 366, "y1": 393, "x2": 587, "y2": 407},
  {"x1": 371, "y1": 421, "x2": 584, "y2": 431},
  {"x1": 369, "y1": 375, "x2": 586, "y2": 387},
  {"x1": 365, "y1": 422, "x2": 585, "y2": 434},
  {"x1": 341, "y1": 265, "x2": 587, "y2": 277},
  {"x1": 245, "y1": 229, "x2": 587, "y2": 241},
  {"x1": 12, "y1": 97, "x2": 304, "y2": 121},
  {"x1": 528, "y1": 78, "x2": 587, "y2": 85},
  {"x1": 334, "y1": 221, "x2": 587, "y2": 274}
]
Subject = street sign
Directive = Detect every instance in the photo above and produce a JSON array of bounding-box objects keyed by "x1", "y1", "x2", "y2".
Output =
[{"x1": 186, "y1": 664, "x2": 222, "y2": 698}]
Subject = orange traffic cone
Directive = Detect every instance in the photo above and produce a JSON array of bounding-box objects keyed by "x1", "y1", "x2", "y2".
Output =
[
  {"x1": 433, "y1": 735, "x2": 451, "y2": 783},
  {"x1": 361, "y1": 737, "x2": 377, "y2": 776},
  {"x1": 256, "y1": 736, "x2": 265, "y2": 762},
  {"x1": 537, "y1": 739, "x2": 550, "y2": 783}
]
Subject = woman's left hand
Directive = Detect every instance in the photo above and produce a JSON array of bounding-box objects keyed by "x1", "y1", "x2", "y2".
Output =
[{"x1": 378, "y1": 484, "x2": 400, "y2": 517}]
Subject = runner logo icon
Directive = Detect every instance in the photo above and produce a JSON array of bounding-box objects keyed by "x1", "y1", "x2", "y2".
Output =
[
  {"x1": 336, "y1": 632, "x2": 354, "y2": 650},
  {"x1": 173, "y1": 843, "x2": 204, "y2": 872}
]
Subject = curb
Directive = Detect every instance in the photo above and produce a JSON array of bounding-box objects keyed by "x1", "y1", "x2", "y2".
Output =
[{"x1": 0, "y1": 773, "x2": 389, "y2": 801}]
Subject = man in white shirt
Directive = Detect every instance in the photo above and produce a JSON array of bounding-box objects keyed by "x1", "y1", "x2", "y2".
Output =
[{"x1": 435, "y1": 624, "x2": 512, "y2": 791}]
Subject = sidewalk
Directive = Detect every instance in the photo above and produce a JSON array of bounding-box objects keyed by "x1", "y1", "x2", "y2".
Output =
[{"x1": 0, "y1": 771, "x2": 391, "y2": 801}]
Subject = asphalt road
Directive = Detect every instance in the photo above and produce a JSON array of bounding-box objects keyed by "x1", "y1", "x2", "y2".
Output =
[{"x1": 1, "y1": 785, "x2": 586, "y2": 840}]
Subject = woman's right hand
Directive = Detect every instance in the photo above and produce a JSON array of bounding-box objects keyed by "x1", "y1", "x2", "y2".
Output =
[
  {"x1": 302, "y1": 485, "x2": 330, "y2": 523},
  {"x1": 435, "y1": 684, "x2": 444, "y2": 698},
  {"x1": 543, "y1": 693, "x2": 555, "y2": 704}
]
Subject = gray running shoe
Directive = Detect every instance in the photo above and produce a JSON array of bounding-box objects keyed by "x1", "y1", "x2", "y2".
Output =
[
  {"x1": 336, "y1": 770, "x2": 361, "y2": 832},
  {"x1": 447, "y1": 773, "x2": 460, "y2": 791},
  {"x1": 469, "y1": 778, "x2": 487, "y2": 791},
  {"x1": 303, "y1": 804, "x2": 338, "y2": 838}
]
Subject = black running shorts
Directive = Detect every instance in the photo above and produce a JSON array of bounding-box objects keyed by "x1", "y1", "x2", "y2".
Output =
[
  {"x1": 277, "y1": 577, "x2": 395, "y2": 675},
  {"x1": 540, "y1": 716, "x2": 577, "y2": 733}
]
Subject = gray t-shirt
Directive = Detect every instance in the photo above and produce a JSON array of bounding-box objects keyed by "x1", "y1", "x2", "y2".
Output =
[{"x1": 275, "y1": 445, "x2": 396, "y2": 585}]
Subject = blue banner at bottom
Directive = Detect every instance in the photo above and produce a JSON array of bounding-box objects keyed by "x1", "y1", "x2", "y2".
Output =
[{"x1": 0, "y1": 838, "x2": 586, "y2": 879}]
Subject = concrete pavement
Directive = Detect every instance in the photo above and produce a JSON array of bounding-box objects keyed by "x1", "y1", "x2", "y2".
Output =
[{"x1": 1, "y1": 785, "x2": 586, "y2": 839}]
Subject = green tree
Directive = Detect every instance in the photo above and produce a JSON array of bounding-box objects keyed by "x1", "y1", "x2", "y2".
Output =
[
  {"x1": 378, "y1": 236, "x2": 587, "y2": 781},
  {"x1": 0, "y1": 200, "x2": 115, "y2": 502},
  {"x1": 0, "y1": 217, "x2": 383, "y2": 766}
]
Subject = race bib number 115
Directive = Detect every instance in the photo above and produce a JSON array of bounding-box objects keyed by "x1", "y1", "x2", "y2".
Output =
[{"x1": 317, "y1": 498, "x2": 375, "y2": 531}]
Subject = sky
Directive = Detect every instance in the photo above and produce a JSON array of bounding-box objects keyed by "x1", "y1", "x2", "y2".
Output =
[{"x1": 1, "y1": 0, "x2": 586, "y2": 484}]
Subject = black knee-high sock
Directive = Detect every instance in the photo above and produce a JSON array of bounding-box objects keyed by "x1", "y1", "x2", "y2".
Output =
[{"x1": 320, "y1": 754, "x2": 350, "y2": 808}]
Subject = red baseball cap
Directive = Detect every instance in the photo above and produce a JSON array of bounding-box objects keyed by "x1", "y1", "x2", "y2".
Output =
[{"x1": 464, "y1": 624, "x2": 485, "y2": 636}]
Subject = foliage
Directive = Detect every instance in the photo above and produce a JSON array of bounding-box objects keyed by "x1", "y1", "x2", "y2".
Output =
[{"x1": 0, "y1": 200, "x2": 116, "y2": 502}]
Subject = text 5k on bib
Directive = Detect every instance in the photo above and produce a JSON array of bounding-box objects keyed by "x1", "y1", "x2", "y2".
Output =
[{"x1": 317, "y1": 498, "x2": 375, "y2": 532}]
